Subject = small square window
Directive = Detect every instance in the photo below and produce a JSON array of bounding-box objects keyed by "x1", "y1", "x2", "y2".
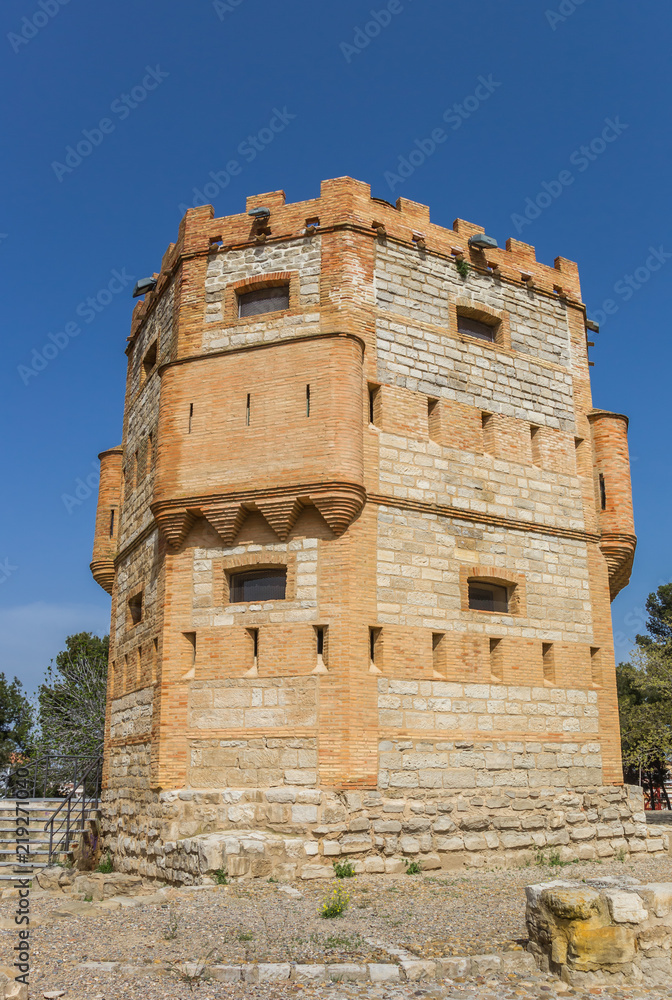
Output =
[
  {"x1": 468, "y1": 581, "x2": 509, "y2": 613},
  {"x1": 229, "y1": 569, "x2": 287, "y2": 603},
  {"x1": 238, "y1": 285, "x2": 289, "y2": 317},
  {"x1": 458, "y1": 315, "x2": 496, "y2": 342}
]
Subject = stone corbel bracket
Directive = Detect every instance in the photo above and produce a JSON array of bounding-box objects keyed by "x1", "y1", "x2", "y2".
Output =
[
  {"x1": 600, "y1": 532, "x2": 637, "y2": 601},
  {"x1": 151, "y1": 482, "x2": 366, "y2": 549}
]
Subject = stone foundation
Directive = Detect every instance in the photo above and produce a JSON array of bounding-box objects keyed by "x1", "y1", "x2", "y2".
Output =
[
  {"x1": 526, "y1": 877, "x2": 672, "y2": 986},
  {"x1": 102, "y1": 745, "x2": 668, "y2": 882}
]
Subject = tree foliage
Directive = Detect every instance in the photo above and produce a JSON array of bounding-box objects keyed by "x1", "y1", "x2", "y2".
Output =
[
  {"x1": 617, "y1": 583, "x2": 672, "y2": 804},
  {"x1": 0, "y1": 673, "x2": 33, "y2": 768},
  {"x1": 34, "y1": 632, "x2": 109, "y2": 759}
]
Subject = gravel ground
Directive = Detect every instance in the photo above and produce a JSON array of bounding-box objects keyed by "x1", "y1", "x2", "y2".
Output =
[{"x1": 1, "y1": 854, "x2": 670, "y2": 999}]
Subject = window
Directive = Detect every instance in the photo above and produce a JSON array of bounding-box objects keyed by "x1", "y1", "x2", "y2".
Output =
[
  {"x1": 369, "y1": 627, "x2": 382, "y2": 672},
  {"x1": 141, "y1": 341, "x2": 157, "y2": 386},
  {"x1": 428, "y1": 398, "x2": 440, "y2": 443},
  {"x1": 432, "y1": 632, "x2": 446, "y2": 675},
  {"x1": 590, "y1": 647, "x2": 602, "y2": 686},
  {"x1": 542, "y1": 642, "x2": 555, "y2": 684},
  {"x1": 306, "y1": 384, "x2": 311, "y2": 417},
  {"x1": 481, "y1": 412, "x2": 495, "y2": 454},
  {"x1": 109, "y1": 508, "x2": 115, "y2": 538},
  {"x1": 315, "y1": 625, "x2": 327, "y2": 672},
  {"x1": 468, "y1": 581, "x2": 509, "y2": 613},
  {"x1": 599, "y1": 473, "x2": 607, "y2": 510},
  {"x1": 368, "y1": 384, "x2": 381, "y2": 426},
  {"x1": 458, "y1": 314, "x2": 497, "y2": 342},
  {"x1": 238, "y1": 284, "x2": 289, "y2": 317},
  {"x1": 128, "y1": 592, "x2": 143, "y2": 625},
  {"x1": 489, "y1": 638, "x2": 503, "y2": 681},
  {"x1": 530, "y1": 425, "x2": 542, "y2": 466},
  {"x1": 229, "y1": 569, "x2": 287, "y2": 603}
]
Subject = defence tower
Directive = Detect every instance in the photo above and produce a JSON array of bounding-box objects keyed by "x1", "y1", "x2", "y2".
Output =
[{"x1": 92, "y1": 177, "x2": 654, "y2": 881}]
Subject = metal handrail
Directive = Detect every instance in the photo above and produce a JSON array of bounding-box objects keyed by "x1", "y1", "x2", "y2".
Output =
[
  {"x1": 43, "y1": 756, "x2": 103, "y2": 862},
  {"x1": 0, "y1": 753, "x2": 101, "y2": 800}
]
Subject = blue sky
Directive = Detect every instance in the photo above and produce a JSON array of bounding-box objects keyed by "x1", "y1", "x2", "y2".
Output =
[{"x1": 0, "y1": 0, "x2": 670, "y2": 693}]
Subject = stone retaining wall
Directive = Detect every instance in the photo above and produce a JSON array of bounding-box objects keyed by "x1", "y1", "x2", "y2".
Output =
[{"x1": 101, "y1": 769, "x2": 668, "y2": 883}]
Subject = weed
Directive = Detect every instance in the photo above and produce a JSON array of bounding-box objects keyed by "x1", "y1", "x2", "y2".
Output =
[
  {"x1": 333, "y1": 860, "x2": 356, "y2": 879},
  {"x1": 164, "y1": 904, "x2": 179, "y2": 940},
  {"x1": 324, "y1": 932, "x2": 362, "y2": 950},
  {"x1": 96, "y1": 851, "x2": 113, "y2": 874},
  {"x1": 238, "y1": 930, "x2": 254, "y2": 941},
  {"x1": 172, "y1": 949, "x2": 216, "y2": 991},
  {"x1": 404, "y1": 859, "x2": 422, "y2": 875},
  {"x1": 456, "y1": 258, "x2": 470, "y2": 279},
  {"x1": 268, "y1": 876, "x2": 278, "y2": 883},
  {"x1": 616, "y1": 847, "x2": 627, "y2": 863},
  {"x1": 83, "y1": 893, "x2": 93, "y2": 902},
  {"x1": 320, "y1": 882, "x2": 351, "y2": 918},
  {"x1": 213, "y1": 868, "x2": 228, "y2": 885}
]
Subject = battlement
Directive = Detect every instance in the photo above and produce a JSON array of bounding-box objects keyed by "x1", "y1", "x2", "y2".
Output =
[{"x1": 129, "y1": 176, "x2": 583, "y2": 344}]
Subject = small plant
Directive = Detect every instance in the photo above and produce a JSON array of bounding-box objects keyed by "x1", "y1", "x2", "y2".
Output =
[
  {"x1": 268, "y1": 876, "x2": 278, "y2": 883},
  {"x1": 164, "y1": 904, "x2": 179, "y2": 940},
  {"x1": 535, "y1": 849, "x2": 547, "y2": 867},
  {"x1": 172, "y1": 950, "x2": 216, "y2": 992},
  {"x1": 320, "y1": 882, "x2": 351, "y2": 919},
  {"x1": 213, "y1": 868, "x2": 228, "y2": 885},
  {"x1": 404, "y1": 859, "x2": 422, "y2": 875},
  {"x1": 616, "y1": 847, "x2": 627, "y2": 863},
  {"x1": 238, "y1": 930, "x2": 254, "y2": 941},
  {"x1": 456, "y1": 257, "x2": 470, "y2": 279},
  {"x1": 332, "y1": 860, "x2": 356, "y2": 879},
  {"x1": 83, "y1": 893, "x2": 93, "y2": 902},
  {"x1": 96, "y1": 851, "x2": 113, "y2": 874}
]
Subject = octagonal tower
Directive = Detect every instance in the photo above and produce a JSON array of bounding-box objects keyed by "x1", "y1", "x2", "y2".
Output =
[{"x1": 92, "y1": 177, "x2": 653, "y2": 881}]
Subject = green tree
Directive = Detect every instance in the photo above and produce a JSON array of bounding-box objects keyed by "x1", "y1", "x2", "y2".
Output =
[
  {"x1": 0, "y1": 673, "x2": 33, "y2": 768},
  {"x1": 34, "y1": 632, "x2": 109, "y2": 759},
  {"x1": 617, "y1": 583, "x2": 672, "y2": 806}
]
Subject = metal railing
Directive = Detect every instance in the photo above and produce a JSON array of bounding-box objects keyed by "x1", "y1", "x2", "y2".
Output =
[
  {"x1": 0, "y1": 753, "x2": 103, "y2": 865},
  {"x1": 44, "y1": 755, "x2": 103, "y2": 862},
  {"x1": 0, "y1": 753, "x2": 102, "y2": 801}
]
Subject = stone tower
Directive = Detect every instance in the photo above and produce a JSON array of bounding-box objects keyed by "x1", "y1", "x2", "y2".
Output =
[{"x1": 92, "y1": 177, "x2": 658, "y2": 881}]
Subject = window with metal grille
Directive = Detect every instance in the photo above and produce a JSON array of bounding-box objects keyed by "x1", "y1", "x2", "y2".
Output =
[
  {"x1": 458, "y1": 315, "x2": 496, "y2": 342},
  {"x1": 229, "y1": 569, "x2": 287, "y2": 603},
  {"x1": 238, "y1": 285, "x2": 289, "y2": 317},
  {"x1": 468, "y1": 581, "x2": 509, "y2": 613}
]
